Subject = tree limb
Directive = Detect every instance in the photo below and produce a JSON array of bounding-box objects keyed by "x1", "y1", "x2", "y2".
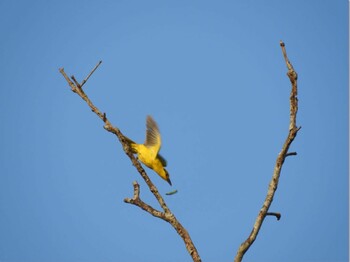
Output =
[
  {"x1": 59, "y1": 63, "x2": 201, "y2": 262},
  {"x1": 234, "y1": 41, "x2": 300, "y2": 262}
]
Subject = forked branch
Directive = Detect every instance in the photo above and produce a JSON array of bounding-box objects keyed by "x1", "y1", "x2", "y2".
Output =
[
  {"x1": 60, "y1": 40, "x2": 298, "y2": 262},
  {"x1": 234, "y1": 41, "x2": 300, "y2": 262},
  {"x1": 59, "y1": 63, "x2": 201, "y2": 262}
]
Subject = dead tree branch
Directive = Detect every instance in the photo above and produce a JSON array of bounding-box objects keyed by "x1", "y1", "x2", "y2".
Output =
[
  {"x1": 59, "y1": 62, "x2": 201, "y2": 262},
  {"x1": 234, "y1": 41, "x2": 300, "y2": 262}
]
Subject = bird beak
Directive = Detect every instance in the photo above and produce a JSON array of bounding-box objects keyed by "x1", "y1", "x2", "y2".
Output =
[{"x1": 167, "y1": 178, "x2": 172, "y2": 186}]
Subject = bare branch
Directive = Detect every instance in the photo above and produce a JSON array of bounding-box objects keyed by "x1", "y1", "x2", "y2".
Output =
[
  {"x1": 124, "y1": 181, "x2": 165, "y2": 219},
  {"x1": 234, "y1": 41, "x2": 300, "y2": 262},
  {"x1": 59, "y1": 64, "x2": 201, "y2": 262},
  {"x1": 122, "y1": 181, "x2": 200, "y2": 261},
  {"x1": 71, "y1": 76, "x2": 81, "y2": 88}
]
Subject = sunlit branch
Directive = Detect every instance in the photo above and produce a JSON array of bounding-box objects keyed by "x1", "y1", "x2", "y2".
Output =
[
  {"x1": 59, "y1": 64, "x2": 201, "y2": 262},
  {"x1": 234, "y1": 41, "x2": 300, "y2": 262}
]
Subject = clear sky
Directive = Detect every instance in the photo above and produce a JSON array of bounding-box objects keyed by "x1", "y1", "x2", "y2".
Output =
[{"x1": 0, "y1": 1, "x2": 348, "y2": 262}]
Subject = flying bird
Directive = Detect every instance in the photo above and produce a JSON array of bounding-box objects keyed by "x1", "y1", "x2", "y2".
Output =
[{"x1": 124, "y1": 115, "x2": 171, "y2": 185}]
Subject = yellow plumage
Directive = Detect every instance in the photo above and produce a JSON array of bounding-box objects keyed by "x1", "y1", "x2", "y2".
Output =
[{"x1": 124, "y1": 116, "x2": 171, "y2": 185}]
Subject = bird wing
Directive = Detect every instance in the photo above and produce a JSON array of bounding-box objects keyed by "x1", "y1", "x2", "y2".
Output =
[{"x1": 144, "y1": 115, "x2": 162, "y2": 158}]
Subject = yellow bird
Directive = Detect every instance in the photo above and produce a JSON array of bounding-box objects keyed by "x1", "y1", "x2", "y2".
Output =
[{"x1": 124, "y1": 115, "x2": 172, "y2": 185}]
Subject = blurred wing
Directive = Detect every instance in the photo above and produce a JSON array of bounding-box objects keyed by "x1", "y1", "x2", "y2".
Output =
[{"x1": 144, "y1": 115, "x2": 162, "y2": 156}]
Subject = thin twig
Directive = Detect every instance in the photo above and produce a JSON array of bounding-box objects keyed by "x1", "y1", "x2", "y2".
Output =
[
  {"x1": 124, "y1": 181, "x2": 166, "y2": 219},
  {"x1": 59, "y1": 64, "x2": 201, "y2": 262},
  {"x1": 81, "y1": 60, "x2": 102, "y2": 87},
  {"x1": 234, "y1": 41, "x2": 300, "y2": 262},
  {"x1": 71, "y1": 76, "x2": 81, "y2": 88},
  {"x1": 266, "y1": 212, "x2": 281, "y2": 221},
  {"x1": 285, "y1": 152, "x2": 297, "y2": 157}
]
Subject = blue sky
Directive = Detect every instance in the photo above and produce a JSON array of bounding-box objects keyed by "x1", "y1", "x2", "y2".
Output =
[{"x1": 0, "y1": 1, "x2": 348, "y2": 262}]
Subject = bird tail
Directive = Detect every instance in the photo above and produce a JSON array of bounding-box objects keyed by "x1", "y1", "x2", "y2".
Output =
[{"x1": 123, "y1": 135, "x2": 137, "y2": 153}]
